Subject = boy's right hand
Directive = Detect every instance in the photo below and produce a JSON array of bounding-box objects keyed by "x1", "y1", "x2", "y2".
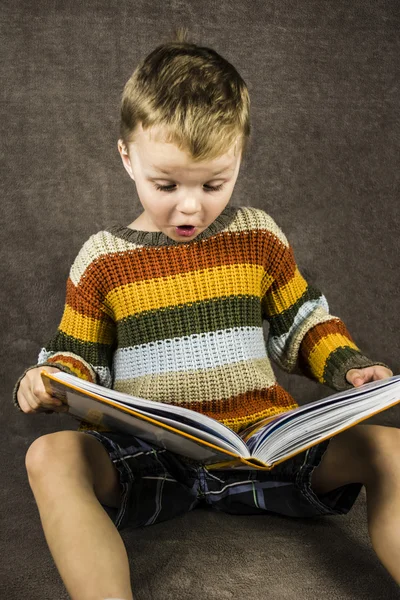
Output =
[{"x1": 17, "y1": 366, "x2": 69, "y2": 414}]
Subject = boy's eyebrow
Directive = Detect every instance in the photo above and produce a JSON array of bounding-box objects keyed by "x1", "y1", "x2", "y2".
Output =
[{"x1": 149, "y1": 165, "x2": 234, "y2": 176}]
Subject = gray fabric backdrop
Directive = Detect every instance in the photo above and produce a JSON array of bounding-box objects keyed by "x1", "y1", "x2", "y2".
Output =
[{"x1": 1, "y1": 1, "x2": 399, "y2": 598}]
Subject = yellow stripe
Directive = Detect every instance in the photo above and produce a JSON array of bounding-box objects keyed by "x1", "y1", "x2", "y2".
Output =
[
  {"x1": 60, "y1": 305, "x2": 114, "y2": 344},
  {"x1": 308, "y1": 333, "x2": 359, "y2": 381},
  {"x1": 50, "y1": 358, "x2": 89, "y2": 379},
  {"x1": 264, "y1": 267, "x2": 308, "y2": 316},
  {"x1": 107, "y1": 264, "x2": 269, "y2": 320}
]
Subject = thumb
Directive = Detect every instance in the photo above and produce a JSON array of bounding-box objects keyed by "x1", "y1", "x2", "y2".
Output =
[{"x1": 346, "y1": 369, "x2": 365, "y2": 386}]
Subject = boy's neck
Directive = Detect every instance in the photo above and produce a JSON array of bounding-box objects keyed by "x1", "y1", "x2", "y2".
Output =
[{"x1": 127, "y1": 212, "x2": 160, "y2": 232}]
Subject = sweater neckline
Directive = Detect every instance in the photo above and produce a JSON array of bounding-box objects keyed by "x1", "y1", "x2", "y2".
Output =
[{"x1": 107, "y1": 205, "x2": 241, "y2": 247}]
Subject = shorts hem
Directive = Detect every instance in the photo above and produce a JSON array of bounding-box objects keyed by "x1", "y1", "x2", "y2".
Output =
[{"x1": 296, "y1": 439, "x2": 363, "y2": 516}]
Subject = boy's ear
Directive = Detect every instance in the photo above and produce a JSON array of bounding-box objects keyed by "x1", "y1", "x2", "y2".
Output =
[{"x1": 118, "y1": 139, "x2": 135, "y2": 181}]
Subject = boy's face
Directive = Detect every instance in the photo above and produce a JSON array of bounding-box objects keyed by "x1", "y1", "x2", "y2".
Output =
[{"x1": 118, "y1": 123, "x2": 242, "y2": 242}]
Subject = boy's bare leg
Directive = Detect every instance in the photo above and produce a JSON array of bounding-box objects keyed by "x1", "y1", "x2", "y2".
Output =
[
  {"x1": 25, "y1": 432, "x2": 134, "y2": 600},
  {"x1": 364, "y1": 461, "x2": 400, "y2": 585},
  {"x1": 311, "y1": 424, "x2": 400, "y2": 585}
]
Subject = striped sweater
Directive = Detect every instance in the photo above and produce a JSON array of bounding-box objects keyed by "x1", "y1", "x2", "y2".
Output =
[{"x1": 13, "y1": 205, "x2": 387, "y2": 433}]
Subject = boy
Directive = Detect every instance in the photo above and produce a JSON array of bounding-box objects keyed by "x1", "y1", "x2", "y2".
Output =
[{"x1": 13, "y1": 32, "x2": 398, "y2": 600}]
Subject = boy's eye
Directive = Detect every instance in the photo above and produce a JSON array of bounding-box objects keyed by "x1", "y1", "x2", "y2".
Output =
[{"x1": 153, "y1": 183, "x2": 224, "y2": 193}]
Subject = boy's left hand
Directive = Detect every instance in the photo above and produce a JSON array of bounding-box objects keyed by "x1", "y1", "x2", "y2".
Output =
[{"x1": 346, "y1": 365, "x2": 393, "y2": 387}]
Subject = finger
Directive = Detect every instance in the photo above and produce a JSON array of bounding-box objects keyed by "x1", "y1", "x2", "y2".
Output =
[
  {"x1": 373, "y1": 366, "x2": 393, "y2": 380},
  {"x1": 29, "y1": 389, "x2": 69, "y2": 413},
  {"x1": 16, "y1": 391, "x2": 34, "y2": 414},
  {"x1": 25, "y1": 388, "x2": 48, "y2": 412},
  {"x1": 39, "y1": 399, "x2": 69, "y2": 413},
  {"x1": 39, "y1": 396, "x2": 69, "y2": 413},
  {"x1": 31, "y1": 385, "x2": 63, "y2": 407},
  {"x1": 18, "y1": 389, "x2": 51, "y2": 413},
  {"x1": 349, "y1": 371, "x2": 365, "y2": 386},
  {"x1": 346, "y1": 369, "x2": 365, "y2": 385},
  {"x1": 28, "y1": 387, "x2": 65, "y2": 413}
]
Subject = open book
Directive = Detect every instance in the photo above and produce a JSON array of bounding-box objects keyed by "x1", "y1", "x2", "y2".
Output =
[{"x1": 42, "y1": 370, "x2": 400, "y2": 471}]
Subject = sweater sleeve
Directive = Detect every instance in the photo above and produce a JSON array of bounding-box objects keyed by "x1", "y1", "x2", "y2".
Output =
[
  {"x1": 13, "y1": 237, "x2": 116, "y2": 411},
  {"x1": 261, "y1": 229, "x2": 390, "y2": 392}
]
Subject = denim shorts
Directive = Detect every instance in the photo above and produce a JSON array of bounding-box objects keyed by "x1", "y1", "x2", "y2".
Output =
[{"x1": 83, "y1": 430, "x2": 363, "y2": 532}]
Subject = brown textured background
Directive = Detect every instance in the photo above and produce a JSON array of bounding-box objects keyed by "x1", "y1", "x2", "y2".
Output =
[{"x1": 1, "y1": 1, "x2": 400, "y2": 598}]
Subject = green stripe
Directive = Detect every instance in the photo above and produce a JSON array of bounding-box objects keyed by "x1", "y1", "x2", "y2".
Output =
[
  {"x1": 321, "y1": 347, "x2": 376, "y2": 389},
  {"x1": 44, "y1": 331, "x2": 113, "y2": 367},
  {"x1": 252, "y1": 482, "x2": 260, "y2": 509},
  {"x1": 117, "y1": 295, "x2": 263, "y2": 347},
  {"x1": 262, "y1": 284, "x2": 323, "y2": 335},
  {"x1": 322, "y1": 346, "x2": 357, "y2": 387},
  {"x1": 299, "y1": 346, "x2": 367, "y2": 388}
]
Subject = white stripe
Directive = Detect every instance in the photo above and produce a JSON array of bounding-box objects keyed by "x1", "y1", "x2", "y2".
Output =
[
  {"x1": 141, "y1": 476, "x2": 178, "y2": 483},
  {"x1": 268, "y1": 296, "x2": 328, "y2": 356},
  {"x1": 113, "y1": 326, "x2": 267, "y2": 380},
  {"x1": 93, "y1": 365, "x2": 112, "y2": 388},
  {"x1": 267, "y1": 297, "x2": 336, "y2": 369},
  {"x1": 113, "y1": 448, "x2": 167, "y2": 463},
  {"x1": 205, "y1": 479, "x2": 291, "y2": 496}
]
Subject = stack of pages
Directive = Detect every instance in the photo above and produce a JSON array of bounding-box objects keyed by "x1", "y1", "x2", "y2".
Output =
[{"x1": 42, "y1": 371, "x2": 400, "y2": 470}]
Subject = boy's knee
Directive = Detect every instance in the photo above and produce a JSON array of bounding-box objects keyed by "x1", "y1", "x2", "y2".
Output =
[
  {"x1": 363, "y1": 425, "x2": 400, "y2": 473},
  {"x1": 337, "y1": 424, "x2": 400, "y2": 484},
  {"x1": 26, "y1": 433, "x2": 57, "y2": 476},
  {"x1": 25, "y1": 431, "x2": 80, "y2": 477}
]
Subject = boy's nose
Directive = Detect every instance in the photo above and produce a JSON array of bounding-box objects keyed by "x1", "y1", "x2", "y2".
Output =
[{"x1": 177, "y1": 196, "x2": 201, "y2": 215}]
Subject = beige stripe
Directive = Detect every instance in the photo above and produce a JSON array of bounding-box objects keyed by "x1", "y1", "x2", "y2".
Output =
[
  {"x1": 226, "y1": 207, "x2": 289, "y2": 247},
  {"x1": 70, "y1": 231, "x2": 143, "y2": 286},
  {"x1": 113, "y1": 357, "x2": 277, "y2": 404}
]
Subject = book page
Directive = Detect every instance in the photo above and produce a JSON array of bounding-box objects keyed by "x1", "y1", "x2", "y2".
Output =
[
  {"x1": 252, "y1": 375, "x2": 400, "y2": 467},
  {"x1": 45, "y1": 375, "x2": 248, "y2": 464},
  {"x1": 48, "y1": 371, "x2": 248, "y2": 454}
]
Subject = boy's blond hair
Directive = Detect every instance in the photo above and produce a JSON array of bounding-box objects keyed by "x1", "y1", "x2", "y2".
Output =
[{"x1": 120, "y1": 28, "x2": 251, "y2": 162}]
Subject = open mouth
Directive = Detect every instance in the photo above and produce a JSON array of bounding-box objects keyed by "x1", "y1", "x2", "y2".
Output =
[{"x1": 175, "y1": 225, "x2": 197, "y2": 237}]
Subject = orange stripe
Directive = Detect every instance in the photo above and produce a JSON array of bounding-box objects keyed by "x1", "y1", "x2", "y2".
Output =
[
  {"x1": 46, "y1": 355, "x2": 95, "y2": 382},
  {"x1": 168, "y1": 385, "x2": 298, "y2": 424},
  {"x1": 268, "y1": 244, "x2": 297, "y2": 288},
  {"x1": 65, "y1": 279, "x2": 106, "y2": 319},
  {"x1": 301, "y1": 318, "x2": 357, "y2": 359},
  {"x1": 77, "y1": 384, "x2": 299, "y2": 434},
  {"x1": 72, "y1": 229, "x2": 287, "y2": 303}
]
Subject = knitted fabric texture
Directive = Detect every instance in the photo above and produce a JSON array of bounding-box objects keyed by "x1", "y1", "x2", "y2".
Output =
[{"x1": 13, "y1": 206, "x2": 388, "y2": 433}]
